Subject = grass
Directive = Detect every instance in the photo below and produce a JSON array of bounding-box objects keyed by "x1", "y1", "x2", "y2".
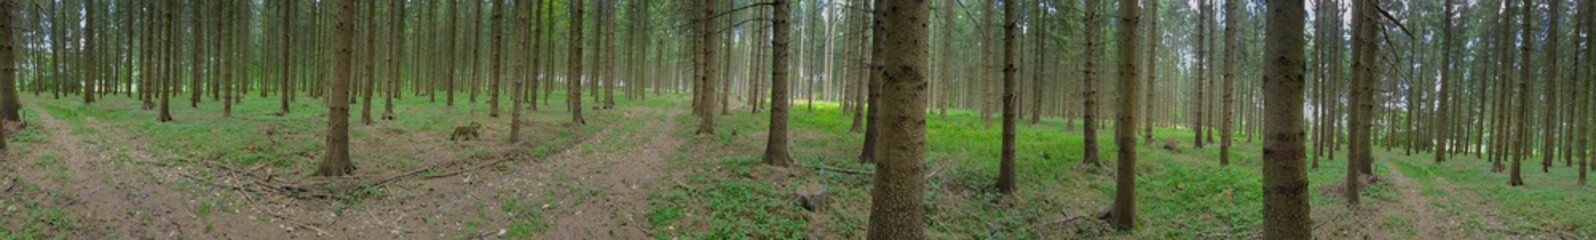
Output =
[
  {"x1": 7, "y1": 91, "x2": 1594, "y2": 238},
  {"x1": 647, "y1": 99, "x2": 1457, "y2": 239}
]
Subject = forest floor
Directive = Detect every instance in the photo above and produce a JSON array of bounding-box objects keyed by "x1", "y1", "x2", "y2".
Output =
[{"x1": 2, "y1": 93, "x2": 1594, "y2": 239}]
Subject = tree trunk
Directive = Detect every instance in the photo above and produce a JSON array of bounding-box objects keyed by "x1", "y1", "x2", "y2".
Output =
[
  {"x1": 764, "y1": 0, "x2": 793, "y2": 167},
  {"x1": 1510, "y1": 0, "x2": 1531, "y2": 186},
  {"x1": 1262, "y1": 0, "x2": 1310, "y2": 237},
  {"x1": 1436, "y1": 0, "x2": 1455, "y2": 163},
  {"x1": 280, "y1": 0, "x2": 295, "y2": 115},
  {"x1": 860, "y1": 0, "x2": 884, "y2": 164},
  {"x1": 489, "y1": 0, "x2": 504, "y2": 118},
  {"x1": 83, "y1": 0, "x2": 96, "y2": 104},
  {"x1": 568, "y1": 0, "x2": 586, "y2": 125},
  {"x1": 997, "y1": 0, "x2": 1019, "y2": 195},
  {"x1": 318, "y1": 0, "x2": 356, "y2": 177},
  {"x1": 866, "y1": 0, "x2": 928, "y2": 237},
  {"x1": 1219, "y1": 0, "x2": 1237, "y2": 166},
  {"x1": 1110, "y1": 0, "x2": 1142, "y2": 231},
  {"x1": 1080, "y1": 0, "x2": 1101, "y2": 166},
  {"x1": 158, "y1": 0, "x2": 173, "y2": 122},
  {"x1": 361, "y1": 0, "x2": 377, "y2": 125},
  {"x1": 0, "y1": 0, "x2": 13, "y2": 152}
]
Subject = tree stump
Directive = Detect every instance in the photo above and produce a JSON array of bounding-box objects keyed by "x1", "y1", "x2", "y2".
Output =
[{"x1": 796, "y1": 182, "x2": 827, "y2": 212}]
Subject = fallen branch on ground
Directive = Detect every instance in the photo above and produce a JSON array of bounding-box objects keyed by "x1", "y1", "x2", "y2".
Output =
[{"x1": 797, "y1": 163, "x2": 873, "y2": 175}]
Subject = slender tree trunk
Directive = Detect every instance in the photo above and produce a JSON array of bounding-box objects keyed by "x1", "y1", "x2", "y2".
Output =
[
  {"x1": 568, "y1": 0, "x2": 586, "y2": 125},
  {"x1": 1542, "y1": 0, "x2": 1562, "y2": 172},
  {"x1": 158, "y1": 0, "x2": 173, "y2": 122},
  {"x1": 764, "y1": 0, "x2": 793, "y2": 167},
  {"x1": 997, "y1": 0, "x2": 1019, "y2": 194},
  {"x1": 1219, "y1": 0, "x2": 1237, "y2": 166},
  {"x1": 0, "y1": 0, "x2": 13, "y2": 152},
  {"x1": 280, "y1": 0, "x2": 295, "y2": 115},
  {"x1": 860, "y1": 0, "x2": 884, "y2": 163},
  {"x1": 693, "y1": 0, "x2": 714, "y2": 134},
  {"x1": 1110, "y1": 0, "x2": 1142, "y2": 231},
  {"x1": 1081, "y1": 0, "x2": 1101, "y2": 166},
  {"x1": 1143, "y1": 0, "x2": 1158, "y2": 142},
  {"x1": 489, "y1": 0, "x2": 504, "y2": 118},
  {"x1": 361, "y1": 0, "x2": 377, "y2": 125},
  {"x1": 1510, "y1": 0, "x2": 1531, "y2": 186},
  {"x1": 318, "y1": 0, "x2": 356, "y2": 177},
  {"x1": 83, "y1": 0, "x2": 95, "y2": 104},
  {"x1": 1436, "y1": 0, "x2": 1455, "y2": 163}
]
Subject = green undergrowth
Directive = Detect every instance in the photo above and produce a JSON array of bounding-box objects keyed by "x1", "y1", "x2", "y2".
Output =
[
  {"x1": 1389, "y1": 150, "x2": 1596, "y2": 236},
  {"x1": 651, "y1": 99, "x2": 1407, "y2": 239}
]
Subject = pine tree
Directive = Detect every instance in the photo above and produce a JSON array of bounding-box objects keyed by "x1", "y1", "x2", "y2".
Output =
[
  {"x1": 764, "y1": 0, "x2": 793, "y2": 167},
  {"x1": 1110, "y1": 0, "x2": 1142, "y2": 230},
  {"x1": 318, "y1": 0, "x2": 357, "y2": 177},
  {"x1": 1262, "y1": 0, "x2": 1311, "y2": 237},
  {"x1": 866, "y1": 0, "x2": 929, "y2": 237}
]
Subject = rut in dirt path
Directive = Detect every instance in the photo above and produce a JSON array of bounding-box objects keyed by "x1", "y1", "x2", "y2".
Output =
[
  {"x1": 17, "y1": 104, "x2": 202, "y2": 238},
  {"x1": 536, "y1": 106, "x2": 686, "y2": 239},
  {"x1": 1380, "y1": 160, "x2": 1454, "y2": 239}
]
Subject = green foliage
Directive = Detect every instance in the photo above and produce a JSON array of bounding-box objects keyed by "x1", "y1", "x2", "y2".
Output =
[{"x1": 499, "y1": 197, "x2": 548, "y2": 239}]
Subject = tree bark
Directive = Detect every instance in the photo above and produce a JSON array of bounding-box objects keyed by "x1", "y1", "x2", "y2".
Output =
[
  {"x1": 318, "y1": 0, "x2": 357, "y2": 177},
  {"x1": 1081, "y1": 0, "x2": 1101, "y2": 166},
  {"x1": 763, "y1": 0, "x2": 793, "y2": 167},
  {"x1": 0, "y1": 0, "x2": 13, "y2": 152},
  {"x1": 866, "y1": 0, "x2": 928, "y2": 237},
  {"x1": 1219, "y1": 0, "x2": 1237, "y2": 166},
  {"x1": 997, "y1": 0, "x2": 1019, "y2": 195},
  {"x1": 1110, "y1": 0, "x2": 1141, "y2": 231},
  {"x1": 568, "y1": 0, "x2": 586, "y2": 125},
  {"x1": 1262, "y1": 0, "x2": 1311, "y2": 237}
]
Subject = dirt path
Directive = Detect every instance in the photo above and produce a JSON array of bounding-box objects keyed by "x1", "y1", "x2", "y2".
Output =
[
  {"x1": 14, "y1": 104, "x2": 216, "y2": 238},
  {"x1": 1380, "y1": 160, "x2": 1451, "y2": 239},
  {"x1": 536, "y1": 106, "x2": 685, "y2": 239}
]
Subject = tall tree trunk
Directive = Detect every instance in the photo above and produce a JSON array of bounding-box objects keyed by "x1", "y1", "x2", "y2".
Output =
[
  {"x1": 568, "y1": 0, "x2": 586, "y2": 125},
  {"x1": 280, "y1": 0, "x2": 295, "y2": 115},
  {"x1": 447, "y1": 0, "x2": 459, "y2": 106},
  {"x1": 361, "y1": 0, "x2": 377, "y2": 125},
  {"x1": 1194, "y1": 0, "x2": 1210, "y2": 149},
  {"x1": 384, "y1": 0, "x2": 404, "y2": 120},
  {"x1": 997, "y1": 0, "x2": 1019, "y2": 195},
  {"x1": 866, "y1": 0, "x2": 928, "y2": 237},
  {"x1": 1542, "y1": 0, "x2": 1562, "y2": 172},
  {"x1": 1219, "y1": 0, "x2": 1237, "y2": 166},
  {"x1": 764, "y1": 0, "x2": 793, "y2": 167},
  {"x1": 0, "y1": 0, "x2": 17, "y2": 123},
  {"x1": 318, "y1": 0, "x2": 356, "y2": 177},
  {"x1": 861, "y1": 0, "x2": 884, "y2": 163},
  {"x1": 1143, "y1": 0, "x2": 1159, "y2": 142},
  {"x1": 223, "y1": 0, "x2": 235, "y2": 117},
  {"x1": 1262, "y1": 0, "x2": 1310, "y2": 237},
  {"x1": 83, "y1": 0, "x2": 95, "y2": 104},
  {"x1": 1081, "y1": 0, "x2": 1101, "y2": 166},
  {"x1": 0, "y1": 0, "x2": 14, "y2": 152},
  {"x1": 1437, "y1": 0, "x2": 1456, "y2": 163},
  {"x1": 1110, "y1": 0, "x2": 1142, "y2": 231},
  {"x1": 511, "y1": 0, "x2": 527, "y2": 142},
  {"x1": 1346, "y1": 0, "x2": 1380, "y2": 204},
  {"x1": 158, "y1": 0, "x2": 173, "y2": 122},
  {"x1": 692, "y1": 0, "x2": 714, "y2": 134},
  {"x1": 489, "y1": 0, "x2": 504, "y2": 117},
  {"x1": 1510, "y1": 0, "x2": 1531, "y2": 186}
]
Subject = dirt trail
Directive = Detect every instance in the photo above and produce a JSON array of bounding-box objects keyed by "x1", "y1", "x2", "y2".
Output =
[
  {"x1": 536, "y1": 106, "x2": 685, "y2": 239},
  {"x1": 1380, "y1": 160, "x2": 1452, "y2": 239},
  {"x1": 13, "y1": 104, "x2": 241, "y2": 238}
]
